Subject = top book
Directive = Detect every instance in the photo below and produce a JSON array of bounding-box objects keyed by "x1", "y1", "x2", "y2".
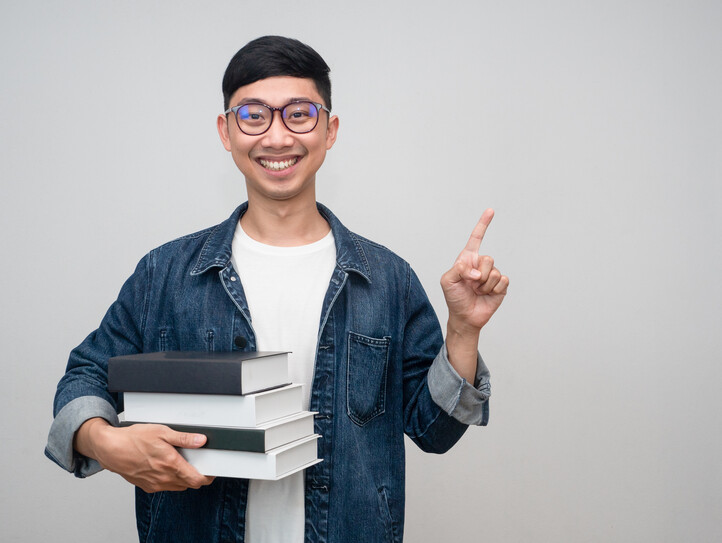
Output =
[{"x1": 108, "y1": 351, "x2": 290, "y2": 395}]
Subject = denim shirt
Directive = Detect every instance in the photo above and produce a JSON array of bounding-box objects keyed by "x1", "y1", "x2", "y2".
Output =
[{"x1": 46, "y1": 203, "x2": 491, "y2": 543}]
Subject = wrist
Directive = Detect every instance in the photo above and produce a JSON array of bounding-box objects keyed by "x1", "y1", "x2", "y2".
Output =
[
  {"x1": 445, "y1": 325, "x2": 480, "y2": 384},
  {"x1": 74, "y1": 417, "x2": 111, "y2": 460},
  {"x1": 446, "y1": 316, "x2": 482, "y2": 340}
]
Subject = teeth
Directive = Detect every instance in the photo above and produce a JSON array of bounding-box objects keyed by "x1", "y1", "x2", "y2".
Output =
[{"x1": 260, "y1": 157, "x2": 298, "y2": 171}]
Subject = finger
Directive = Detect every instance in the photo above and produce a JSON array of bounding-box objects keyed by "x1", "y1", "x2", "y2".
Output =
[
  {"x1": 181, "y1": 466, "x2": 215, "y2": 490},
  {"x1": 492, "y1": 275, "x2": 509, "y2": 295},
  {"x1": 479, "y1": 268, "x2": 502, "y2": 295},
  {"x1": 164, "y1": 451, "x2": 214, "y2": 490},
  {"x1": 187, "y1": 475, "x2": 216, "y2": 490},
  {"x1": 131, "y1": 469, "x2": 213, "y2": 493},
  {"x1": 477, "y1": 255, "x2": 494, "y2": 283},
  {"x1": 160, "y1": 439, "x2": 214, "y2": 489},
  {"x1": 463, "y1": 208, "x2": 494, "y2": 254},
  {"x1": 163, "y1": 429, "x2": 208, "y2": 449},
  {"x1": 452, "y1": 256, "x2": 482, "y2": 283}
]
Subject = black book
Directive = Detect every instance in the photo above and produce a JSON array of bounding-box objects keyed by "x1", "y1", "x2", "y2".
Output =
[
  {"x1": 108, "y1": 351, "x2": 290, "y2": 395},
  {"x1": 119, "y1": 411, "x2": 315, "y2": 453}
]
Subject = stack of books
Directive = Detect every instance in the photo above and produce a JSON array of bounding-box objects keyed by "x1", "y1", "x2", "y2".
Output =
[{"x1": 108, "y1": 351, "x2": 321, "y2": 480}]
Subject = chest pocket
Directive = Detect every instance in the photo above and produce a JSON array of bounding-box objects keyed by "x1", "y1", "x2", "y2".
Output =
[{"x1": 346, "y1": 331, "x2": 390, "y2": 426}]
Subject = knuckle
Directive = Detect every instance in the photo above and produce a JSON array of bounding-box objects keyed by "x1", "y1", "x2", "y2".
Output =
[
  {"x1": 144, "y1": 482, "x2": 161, "y2": 493},
  {"x1": 171, "y1": 455, "x2": 186, "y2": 474},
  {"x1": 158, "y1": 451, "x2": 181, "y2": 472},
  {"x1": 183, "y1": 467, "x2": 208, "y2": 489}
]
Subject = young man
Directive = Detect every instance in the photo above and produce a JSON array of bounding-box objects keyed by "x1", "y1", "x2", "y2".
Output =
[{"x1": 46, "y1": 36, "x2": 508, "y2": 542}]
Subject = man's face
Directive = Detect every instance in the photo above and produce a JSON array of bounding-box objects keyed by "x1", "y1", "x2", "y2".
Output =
[{"x1": 217, "y1": 76, "x2": 339, "y2": 204}]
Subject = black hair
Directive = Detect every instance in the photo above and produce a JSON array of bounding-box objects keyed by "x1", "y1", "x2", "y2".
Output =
[{"x1": 222, "y1": 36, "x2": 332, "y2": 111}]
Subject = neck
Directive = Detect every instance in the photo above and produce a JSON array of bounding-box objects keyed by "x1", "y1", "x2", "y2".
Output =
[{"x1": 241, "y1": 195, "x2": 329, "y2": 247}]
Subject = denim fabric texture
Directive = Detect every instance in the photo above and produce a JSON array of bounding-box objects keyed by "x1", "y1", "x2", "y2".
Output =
[{"x1": 46, "y1": 202, "x2": 488, "y2": 543}]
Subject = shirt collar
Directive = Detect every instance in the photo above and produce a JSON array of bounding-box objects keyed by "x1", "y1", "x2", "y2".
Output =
[{"x1": 191, "y1": 202, "x2": 372, "y2": 283}]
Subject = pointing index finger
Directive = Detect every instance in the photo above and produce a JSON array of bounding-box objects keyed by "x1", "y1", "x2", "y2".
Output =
[{"x1": 464, "y1": 208, "x2": 494, "y2": 253}]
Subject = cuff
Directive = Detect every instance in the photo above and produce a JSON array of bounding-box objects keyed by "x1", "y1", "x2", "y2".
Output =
[
  {"x1": 427, "y1": 344, "x2": 491, "y2": 426},
  {"x1": 44, "y1": 396, "x2": 119, "y2": 478}
]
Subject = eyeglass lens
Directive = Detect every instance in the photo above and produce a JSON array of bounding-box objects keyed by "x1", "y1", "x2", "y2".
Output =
[{"x1": 235, "y1": 102, "x2": 320, "y2": 135}]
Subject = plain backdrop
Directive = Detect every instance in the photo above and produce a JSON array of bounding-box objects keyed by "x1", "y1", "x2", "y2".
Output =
[{"x1": 1, "y1": 1, "x2": 720, "y2": 541}]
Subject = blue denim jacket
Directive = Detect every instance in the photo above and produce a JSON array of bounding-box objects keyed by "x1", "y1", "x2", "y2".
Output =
[{"x1": 46, "y1": 203, "x2": 491, "y2": 543}]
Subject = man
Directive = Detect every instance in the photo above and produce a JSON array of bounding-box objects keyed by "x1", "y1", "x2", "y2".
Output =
[{"x1": 46, "y1": 36, "x2": 508, "y2": 542}]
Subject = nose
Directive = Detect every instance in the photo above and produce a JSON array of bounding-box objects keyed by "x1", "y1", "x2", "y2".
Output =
[{"x1": 260, "y1": 110, "x2": 295, "y2": 149}]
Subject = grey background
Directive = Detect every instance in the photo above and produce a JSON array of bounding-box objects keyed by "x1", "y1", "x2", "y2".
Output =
[{"x1": 1, "y1": 1, "x2": 720, "y2": 541}]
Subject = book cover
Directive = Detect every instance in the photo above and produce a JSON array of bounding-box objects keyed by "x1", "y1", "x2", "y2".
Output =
[
  {"x1": 108, "y1": 351, "x2": 290, "y2": 395},
  {"x1": 120, "y1": 411, "x2": 316, "y2": 453},
  {"x1": 122, "y1": 383, "x2": 303, "y2": 427}
]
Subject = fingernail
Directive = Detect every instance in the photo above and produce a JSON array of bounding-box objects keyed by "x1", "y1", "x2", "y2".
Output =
[
  {"x1": 470, "y1": 269, "x2": 482, "y2": 279},
  {"x1": 193, "y1": 435, "x2": 204, "y2": 446}
]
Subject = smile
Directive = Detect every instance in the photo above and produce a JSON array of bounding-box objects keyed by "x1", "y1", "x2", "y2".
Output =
[{"x1": 259, "y1": 157, "x2": 299, "y2": 171}]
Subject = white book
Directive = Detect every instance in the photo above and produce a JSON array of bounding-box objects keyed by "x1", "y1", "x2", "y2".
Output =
[
  {"x1": 122, "y1": 383, "x2": 303, "y2": 427},
  {"x1": 180, "y1": 434, "x2": 322, "y2": 480}
]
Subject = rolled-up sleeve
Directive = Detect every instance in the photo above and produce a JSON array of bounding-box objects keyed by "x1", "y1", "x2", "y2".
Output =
[
  {"x1": 427, "y1": 344, "x2": 490, "y2": 426},
  {"x1": 44, "y1": 395, "x2": 119, "y2": 477}
]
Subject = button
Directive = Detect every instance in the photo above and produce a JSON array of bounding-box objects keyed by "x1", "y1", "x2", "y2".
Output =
[
  {"x1": 234, "y1": 336, "x2": 247, "y2": 348},
  {"x1": 230, "y1": 276, "x2": 237, "y2": 282}
]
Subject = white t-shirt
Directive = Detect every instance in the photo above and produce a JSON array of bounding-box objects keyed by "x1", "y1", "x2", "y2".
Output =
[{"x1": 231, "y1": 222, "x2": 336, "y2": 543}]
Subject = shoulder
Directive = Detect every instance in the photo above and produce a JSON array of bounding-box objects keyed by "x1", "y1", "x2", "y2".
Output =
[
  {"x1": 319, "y1": 203, "x2": 411, "y2": 280},
  {"x1": 341, "y1": 226, "x2": 415, "y2": 294},
  {"x1": 142, "y1": 206, "x2": 242, "y2": 272},
  {"x1": 149, "y1": 224, "x2": 218, "y2": 256},
  {"x1": 349, "y1": 231, "x2": 409, "y2": 269}
]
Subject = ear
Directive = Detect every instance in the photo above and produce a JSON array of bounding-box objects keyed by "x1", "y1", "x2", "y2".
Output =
[
  {"x1": 325, "y1": 115, "x2": 339, "y2": 151},
  {"x1": 217, "y1": 113, "x2": 232, "y2": 151}
]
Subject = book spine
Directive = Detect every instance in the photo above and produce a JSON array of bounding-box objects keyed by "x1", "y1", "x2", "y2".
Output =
[{"x1": 120, "y1": 421, "x2": 267, "y2": 452}]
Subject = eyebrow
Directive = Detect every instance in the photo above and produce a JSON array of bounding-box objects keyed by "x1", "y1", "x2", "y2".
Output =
[{"x1": 235, "y1": 97, "x2": 315, "y2": 107}]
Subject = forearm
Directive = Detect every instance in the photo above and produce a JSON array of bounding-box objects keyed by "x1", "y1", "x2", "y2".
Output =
[
  {"x1": 71, "y1": 417, "x2": 214, "y2": 493},
  {"x1": 445, "y1": 316, "x2": 481, "y2": 383}
]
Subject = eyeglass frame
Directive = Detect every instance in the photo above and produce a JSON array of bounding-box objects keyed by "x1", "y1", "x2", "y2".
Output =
[{"x1": 223, "y1": 100, "x2": 332, "y2": 136}]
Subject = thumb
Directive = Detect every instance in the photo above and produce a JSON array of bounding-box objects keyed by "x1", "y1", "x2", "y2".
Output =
[
  {"x1": 450, "y1": 256, "x2": 481, "y2": 284},
  {"x1": 164, "y1": 430, "x2": 207, "y2": 449}
]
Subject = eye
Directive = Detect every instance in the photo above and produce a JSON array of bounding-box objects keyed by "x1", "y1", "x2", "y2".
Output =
[
  {"x1": 284, "y1": 102, "x2": 318, "y2": 124},
  {"x1": 238, "y1": 104, "x2": 268, "y2": 124}
]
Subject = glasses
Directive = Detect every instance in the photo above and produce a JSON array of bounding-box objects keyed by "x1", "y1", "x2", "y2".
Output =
[{"x1": 224, "y1": 100, "x2": 331, "y2": 136}]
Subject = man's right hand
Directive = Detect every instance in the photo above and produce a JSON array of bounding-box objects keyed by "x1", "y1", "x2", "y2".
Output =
[{"x1": 74, "y1": 417, "x2": 215, "y2": 493}]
